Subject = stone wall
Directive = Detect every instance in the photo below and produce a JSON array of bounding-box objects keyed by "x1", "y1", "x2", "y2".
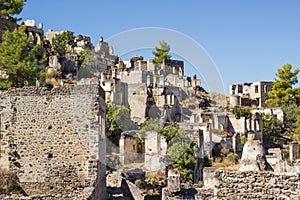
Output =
[
  {"x1": 164, "y1": 167, "x2": 300, "y2": 199},
  {"x1": 214, "y1": 170, "x2": 300, "y2": 199},
  {"x1": 290, "y1": 142, "x2": 300, "y2": 161},
  {"x1": 0, "y1": 84, "x2": 106, "y2": 199}
]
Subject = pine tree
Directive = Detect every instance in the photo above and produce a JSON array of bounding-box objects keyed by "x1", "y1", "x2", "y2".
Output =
[
  {"x1": 0, "y1": 0, "x2": 26, "y2": 20},
  {"x1": 152, "y1": 40, "x2": 171, "y2": 64},
  {"x1": 266, "y1": 64, "x2": 300, "y2": 107},
  {"x1": 266, "y1": 64, "x2": 300, "y2": 135},
  {"x1": 0, "y1": 26, "x2": 46, "y2": 89},
  {"x1": 51, "y1": 31, "x2": 76, "y2": 57}
]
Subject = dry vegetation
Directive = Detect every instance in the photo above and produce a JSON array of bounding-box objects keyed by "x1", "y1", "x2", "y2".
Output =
[{"x1": 0, "y1": 168, "x2": 24, "y2": 195}]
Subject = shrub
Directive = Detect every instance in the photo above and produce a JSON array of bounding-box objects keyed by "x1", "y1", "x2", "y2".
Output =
[
  {"x1": 204, "y1": 155, "x2": 212, "y2": 167},
  {"x1": 222, "y1": 153, "x2": 240, "y2": 166},
  {"x1": 220, "y1": 147, "x2": 229, "y2": 157},
  {"x1": 240, "y1": 135, "x2": 247, "y2": 146},
  {"x1": 198, "y1": 181, "x2": 204, "y2": 187},
  {"x1": 233, "y1": 106, "x2": 252, "y2": 119}
]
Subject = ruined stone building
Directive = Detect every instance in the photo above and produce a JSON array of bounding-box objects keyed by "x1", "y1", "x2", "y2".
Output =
[
  {"x1": 21, "y1": 20, "x2": 44, "y2": 45},
  {"x1": 0, "y1": 19, "x2": 43, "y2": 45},
  {"x1": 101, "y1": 53, "x2": 270, "y2": 168},
  {"x1": 46, "y1": 32, "x2": 119, "y2": 84},
  {"x1": 0, "y1": 80, "x2": 107, "y2": 199},
  {"x1": 229, "y1": 81, "x2": 273, "y2": 107},
  {"x1": 46, "y1": 29, "x2": 94, "y2": 78},
  {"x1": 251, "y1": 107, "x2": 284, "y2": 121},
  {"x1": 119, "y1": 130, "x2": 145, "y2": 166},
  {"x1": 95, "y1": 37, "x2": 119, "y2": 72},
  {"x1": 119, "y1": 130, "x2": 168, "y2": 171},
  {"x1": 162, "y1": 124, "x2": 300, "y2": 200},
  {"x1": 101, "y1": 56, "x2": 201, "y2": 124}
]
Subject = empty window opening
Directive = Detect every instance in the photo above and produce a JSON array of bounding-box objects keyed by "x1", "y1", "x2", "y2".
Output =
[
  {"x1": 256, "y1": 98, "x2": 260, "y2": 106},
  {"x1": 238, "y1": 85, "x2": 243, "y2": 93},
  {"x1": 255, "y1": 85, "x2": 259, "y2": 93}
]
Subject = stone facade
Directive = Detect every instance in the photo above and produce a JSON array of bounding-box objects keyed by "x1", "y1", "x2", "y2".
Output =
[
  {"x1": 144, "y1": 131, "x2": 167, "y2": 171},
  {"x1": 119, "y1": 130, "x2": 168, "y2": 171},
  {"x1": 0, "y1": 83, "x2": 106, "y2": 199},
  {"x1": 95, "y1": 37, "x2": 119, "y2": 72},
  {"x1": 229, "y1": 81, "x2": 273, "y2": 107},
  {"x1": 119, "y1": 131, "x2": 144, "y2": 166},
  {"x1": 290, "y1": 142, "x2": 300, "y2": 162},
  {"x1": 167, "y1": 169, "x2": 180, "y2": 193}
]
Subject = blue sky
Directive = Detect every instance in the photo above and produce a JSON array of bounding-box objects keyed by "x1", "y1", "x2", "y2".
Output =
[{"x1": 19, "y1": 0, "x2": 300, "y2": 93}]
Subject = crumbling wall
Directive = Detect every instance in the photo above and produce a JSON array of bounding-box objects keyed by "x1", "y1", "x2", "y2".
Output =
[
  {"x1": 290, "y1": 142, "x2": 300, "y2": 161},
  {"x1": 0, "y1": 84, "x2": 106, "y2": 199},
  {"x1": 214, "y1": 170, "x2": 300, "y2": 199},
  {"x1": 164, "y1": 168, "x2": 300, "y2": 199}
]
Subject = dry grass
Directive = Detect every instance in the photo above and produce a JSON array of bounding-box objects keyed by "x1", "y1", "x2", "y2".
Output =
[{"x1": 0, "y1": 168, "x2": 22, "y2": 195}]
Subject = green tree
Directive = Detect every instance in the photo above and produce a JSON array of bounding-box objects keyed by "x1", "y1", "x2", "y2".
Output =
[
  {"x1": 0, "y1": 0, "x2": 26, "y2": 20},
  {"x1": 140, "y1": 119, "x2": 163, "y2": 136},
  {"x1": 0, "y1": 26, "x2": 46, "y2": 89},
  {"x1": 152, "y1": 40, "x2": 171, "y2": 64},
  {"x1": 77, "y1": 48, "x2": 97, "y2": 79},
  {"x1": 266, "y1": 64, "x2": 300, "y2": 133},
  {"x1": 106, "y1": 104, "x2": 131, "y2": 145},
  {"x1": 140, "y1": 120, "x2": 195, "y2": 182},
  {"x1": 139, "y1": 119, "x2": 196, "y2": 182},
  {"x1": 292, "y1": 106, "x2": 300, "y2": 141},
  {"x1": 51, "y1": 31, "x2": 76, "y2": 57},
  {"x1": 262, "y1": 114, "x2": 283, "y2": 143},
  {"x1": 233, "y1": 106, "x2": 252, "y2": 119},
  {"x1": 167, "y1": 129, "x2": 195, "y2": 183},
  {"x1": 160, "y1": 126, "x2": 178, "y2": 143},
  {"x1": 283, "y1": 102, "x2": 300, "y2": 132},
  {"x1": 266, "y1": 64, "x2": 300, "y2": 107}
]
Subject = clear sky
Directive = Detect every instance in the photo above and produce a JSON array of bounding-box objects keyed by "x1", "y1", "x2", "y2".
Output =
[{"x1": 19, "y1": 0, "x2": 300, "y2": 93}]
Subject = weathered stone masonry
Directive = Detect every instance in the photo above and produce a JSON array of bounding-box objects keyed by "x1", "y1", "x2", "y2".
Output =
[
  {"x1": 214, "y1": 170, "x2": 300, "y2": 199},
  {"x1": 164, "y1": 168, "x2": 300, "y2": 199},
  {"x1": 0, "y1": 84, "x2": 106, "y2": 199}
]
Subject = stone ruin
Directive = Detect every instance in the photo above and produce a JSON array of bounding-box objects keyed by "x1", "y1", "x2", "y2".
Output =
[
  {"x1": 0, "y1": 19, "x2": 43, "y2": 45},
  {"x1": 100, "y1": 55, "x2": 202, "y2": 124},
  {"x1": 46, "y1": 31, "x2": 119, "y2": 82},
  {"x1": 118, "y1": 130, "x2": 168, "y2": 171},
  {"x1": 239, "y1": 133, "x2": 271, "y2": 172},
  {"x1": 167, "y1": 169, "x2": 180, "y2": 193},
  {"x1": 0, "y1": 81, "x2": 106, "y2": 199}
]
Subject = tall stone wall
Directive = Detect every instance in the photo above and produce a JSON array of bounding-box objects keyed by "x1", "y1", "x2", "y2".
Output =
[{"x1": 0, "y1": 84, "x2": 106, "y2": 199}]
